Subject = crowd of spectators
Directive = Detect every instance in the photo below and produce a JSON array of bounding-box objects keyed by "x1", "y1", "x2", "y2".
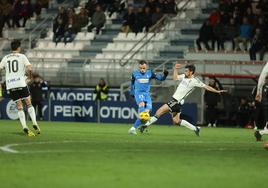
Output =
[
  {"x1": 53, "y1": 0, "x2": 178, "y2": 43},
  {"x1": 122, "y1": 0, "x2": 177, "y2": 34},
  {"x1": 53, "y1": 6, "x2": 90, "y2": 43},
  {"x1": 53, "y1": 0, "x2": 127, "y2": 43},
  {"x1": 0, "y1": 0, "x2": 49, "y2": 38},
  {"x1": 196, "y1": 0, "x2": 268, "y2": 61}
]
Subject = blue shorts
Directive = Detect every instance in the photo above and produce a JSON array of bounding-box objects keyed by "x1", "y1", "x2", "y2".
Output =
[{"x1": 134, "y1": 92, "x2": 152, "y2": 111}]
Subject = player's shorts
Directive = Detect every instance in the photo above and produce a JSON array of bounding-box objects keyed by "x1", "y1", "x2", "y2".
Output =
[
  {"x1": 167, "y1": 98, "x2": 182, "y2": 113},
  {"x1": 134, "y1": 92, "x2": 152, "y2": 110},
  {"x1": 7, "y1": 86, "x2": 30, "y2": 102}
]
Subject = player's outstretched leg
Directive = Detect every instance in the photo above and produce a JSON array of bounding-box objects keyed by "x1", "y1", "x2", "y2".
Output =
[
  {"x1": 129, "y1": 118, "x2": 142, "y2": 135},
  {"x1": 145, "y1": 104, "x2": 169, "y2": 126},
  {"x1": 255, "y1": 129, "x2": 268, "y2": 141},
  {"x1": 254, "y1": 131, "x2": 262, "y2": 141},
  {"x1": 180, "y1": 120, "x2": 200, "y2": 136},
  {"x1": 145, "y1": 115, "x2": 159, "y2": 126}
]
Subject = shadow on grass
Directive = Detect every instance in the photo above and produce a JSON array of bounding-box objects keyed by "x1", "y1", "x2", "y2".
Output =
[{"x1": 10, "y1": 132, "x2": 25, "y2": 136}]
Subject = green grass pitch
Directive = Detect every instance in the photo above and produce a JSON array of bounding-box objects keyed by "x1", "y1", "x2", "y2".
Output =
[{"x1": 0, "y1": 120, "x2": 267, "y2": 188}]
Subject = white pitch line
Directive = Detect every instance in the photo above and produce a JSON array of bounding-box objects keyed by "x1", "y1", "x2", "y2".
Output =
[
  {"x1": 0, "y1": 144, "x2": 20, "y2": 153},
  {"x1": 0, "y1": 140, "x2": 95, "y2": 153},
  {"x1": 0, "y1": 140, "x2": 261, "y2": 154}
]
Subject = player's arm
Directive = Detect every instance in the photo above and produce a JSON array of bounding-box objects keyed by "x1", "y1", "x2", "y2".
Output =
[
  {"x1": 194, "y1": 77, "x2": 227, "y2": 94},
  {"x1": 26, "y1": 64, "x2": 33, "y2": 80},
  {"x1": 151, "y1": 70, "x2": 168, "y2": 81},
  {"x1": 0, "y1": 56, "x2": 6, "y2": 71},
  {"x1": 24, "y1": 55, "x2": 33, "y2": 83},
  {"x1": 204, "y1": 85, "x2": 227, "y2": 94},
  {"x1": 256, "y1": 62, "x2": 268, "y2": 101},
  {"x1": 173, "y1": 63, "x2": 180, "y2": 80},
  {"x1": 129, "y1": 73, "x2": 135, "y2": 96}
]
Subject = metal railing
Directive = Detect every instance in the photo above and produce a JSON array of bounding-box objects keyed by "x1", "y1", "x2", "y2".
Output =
[
  {"x1": 26, "y1": 16, "x2": 54, "y2": 50},
  {"x1": 118, "y1": 0, "x2": 196, "y2": 67}
]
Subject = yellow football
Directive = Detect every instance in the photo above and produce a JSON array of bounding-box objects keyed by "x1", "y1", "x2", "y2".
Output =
[{"x1": 139, "y1": 111, "x2": 150, "y2": 122}]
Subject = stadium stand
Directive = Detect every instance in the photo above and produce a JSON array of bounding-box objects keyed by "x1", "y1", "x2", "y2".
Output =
[{"x1": 0, "y1": 0, "x2": 266, "y2": 87}]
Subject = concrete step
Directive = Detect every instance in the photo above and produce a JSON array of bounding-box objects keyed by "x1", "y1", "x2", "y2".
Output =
[{"x1": 170, "y1": 39, "x2": 195, "y2": 46}]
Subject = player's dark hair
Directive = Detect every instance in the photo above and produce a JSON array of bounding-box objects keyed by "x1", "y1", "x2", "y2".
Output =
[
  {"x1": 139, "y1": 60, "x2": 147, "y2": 65},
  {"x1": 185, "y1": 64, "x2": 195, "y2": 74},
  {"x1": 11, "y1": 40, "x2": 21, "y2": 51}
]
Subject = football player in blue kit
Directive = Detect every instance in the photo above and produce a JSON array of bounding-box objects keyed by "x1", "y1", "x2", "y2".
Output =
[{"x1": 128, "y1": 60, "x2": 168, "y2": 134}]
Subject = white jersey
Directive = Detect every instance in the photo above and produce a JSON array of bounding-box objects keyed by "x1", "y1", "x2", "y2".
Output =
[
  {"x1": 172, "y1": 74, "x2": 206, "y2": 103},
  {"x1": 0, "y1": 52, "x2": 31, "y2": 90},
  {"x1": 257, "y1": 62, "x2": 268, "y2": 94}
]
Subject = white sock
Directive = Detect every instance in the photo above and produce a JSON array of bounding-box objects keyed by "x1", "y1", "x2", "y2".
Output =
[
  {"x1": 18, "y1": 110, "x2": 28, "y2": 129},
  {"x1": 130, "y1": 127, "x2": 136, "y2": 130},
  {"x1": 180, "y1": 120, "x2": 197, "y2": 131},
  {"x1": 145, "y1": 116, "x2": 158, "y2": 126},
  {"x1": 265, "y1": 122, "x2": 268, "y2": 129},
  {"x1": 260, "y1": 129, "x2": 268, "y2": 135},
  {"x1": 27, "y1": 105, "x2": 38, "y2": 126}
]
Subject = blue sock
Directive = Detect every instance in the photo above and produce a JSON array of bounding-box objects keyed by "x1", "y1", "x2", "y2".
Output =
[
  {"x1": 133, "y1": 118, "x2": 142, "y2": 129},
  {"x1": 138, "y1": 106, "x2": 145, "y2": 113}
]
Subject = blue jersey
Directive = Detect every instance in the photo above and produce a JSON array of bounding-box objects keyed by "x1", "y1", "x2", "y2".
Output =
[
  {"x1": 129, "y1": 69, "x2": 167, "y2": 95},
  {"x1": 130, "y1": 69, "x2": 167, "y2": 112}
]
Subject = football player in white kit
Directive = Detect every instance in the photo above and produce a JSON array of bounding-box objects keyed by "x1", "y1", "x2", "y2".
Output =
[
  {"x1": 0, "y1": 40, "x2": 40, "y2": 136},
  {"x1": 142, "y1": 63, "x2": 227, "y2": 135},
  {"x1": 254, "y1": 62, "x2": 268, "y2": 141}
]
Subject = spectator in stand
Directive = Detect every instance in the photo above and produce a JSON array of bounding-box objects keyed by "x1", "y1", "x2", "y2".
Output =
[
  {"x1": 196, "y1": 19, "x2": 214, "y2": 51},
  {"x1": 87, "y1": 5, "x2": 106, "y2": 34},
  {"x1": 75, "y1": 7, "x2": 89, "y2": 32},
  {"x1": 85, "y1": 0, "x2": 98, "y2": 18},
  {"x1": 254, "y1": 17, "x2": 266, "y2": 32},
  {"x1": 223, "y1": 18, "x2": 239, "y2": 50},
  {"x1": 152, "y1": 7, "x2": 163, "y2": 25},
  {"x1": 244, "y1": 7, "x2": 256, "y2": 24},
  {"x1": 133, "y1": 7, "x2": 144, "y2": 33},
  {"x1": 236, "y1": 0, "x2": 251, "y2": 18},
  {"x1": 249, "y1": 28, "x2": 266, "y2": 61},
  {"x1": 208, "y1": 9, "x2": 220, "y2": 27},
  {"x1": 219, "y1": 10, "x2": 230, "y2": 25},
  {"x1": 162, "y1": 0, "x2": 177, "y2": 14},
  {"x1": 98, "y1": 0, "x2": 114, "y2": 12},
  {"x1": 122, "y1": 6, "x2": 135, "y2": 33},
  {"x1": 53, "y1": 6, "x2": 67, "y2": 43},
  {"x1": 12, "y1": 0, "x2": 22, "y2": 28},
  {"x1": 234, "y1": 17, "x2": 253, "y2": 51},
  {"x1": 143, "y1": 6, "x2": 152, "y2": 32},
  {"x1": 145, "y1": 0, "x2": 158, "y2": 13},
  {"x1": 213, "y1": 19, "x2": 225, "y2": 51},
  {"x1": 20, "y1": 0, "x2": 33, "y2": 27},
  {"x1": 35, "y1": 0, "x2": 49, "y2": 20},
  {"x1": 218, "y1": 0, "x2": 233, "y2": 14},
  {"x1": 0, "y1": 0, "x2": 12, "y2": 30},
  {"x1": 258, "y1": 40, "x2": 268, "y2": 61},
  {"x1": 256, "y1": 0, "x2": 268, "y2": 17},
  {"x1": 106, "y1": 0, "x2": 123, "y2": 17},
  {"x1": 63, "y1": 8, "x2": 77, "y2": 43},
  {"x1": 232, "y1": 6, "x2": 242, "y2": 24}
]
